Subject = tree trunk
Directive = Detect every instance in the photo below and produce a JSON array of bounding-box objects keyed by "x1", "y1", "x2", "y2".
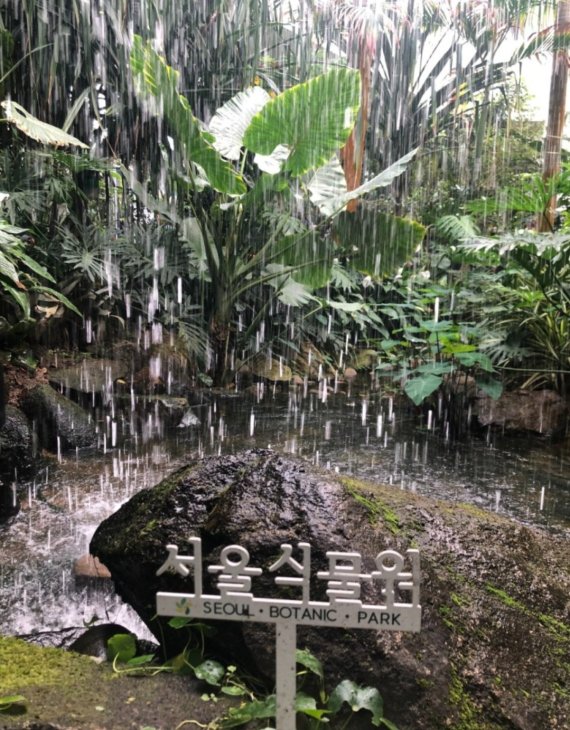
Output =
[{"x1": 539, "y1": 0, "x2": 570, "y2": 232}]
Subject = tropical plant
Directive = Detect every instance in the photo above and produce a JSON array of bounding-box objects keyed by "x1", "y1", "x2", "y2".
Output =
[
  {"x1": 128, "y1": 37, "x2": 424, "y2": 385},
  {"x1": 0, "y1": 216, "x2": 81, "y2": 342},
  {"x1": 460, "y1": 231, "x2": 570, "y2": 394}
]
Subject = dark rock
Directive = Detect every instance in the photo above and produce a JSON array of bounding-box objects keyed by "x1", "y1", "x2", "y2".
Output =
[
  {"x1": 16, "y1": 628, "x2": 86, "y2": 650},
  {"x1": 475, "y1": 388, "x2": 568, "y2": 435},
  {"x1": 91, "y1": 450, "x2": 570, "y2": 730},
  {"x1": 68, "y1": 623, "x2": 133, "y2": 660},
  {"x1": 48, "y1": 359, "x2": 126, "y2": 399},
  {"x1": 0, "y1": 405, "x2": 34, "y2": 520},
  {"x1": 0, "y1": 405, "x2": 34, "y2": 481},
  {"x1": 0, "y1": 481, "x2": 19, "y2": 522},
  {"x1": 20, "y1": 384, "x2": 97, "y2": 451}
]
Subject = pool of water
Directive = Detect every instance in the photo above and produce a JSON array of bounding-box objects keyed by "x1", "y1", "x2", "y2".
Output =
[{"x1": 1, "y1": 386, "x2": 569, "y2": 638}]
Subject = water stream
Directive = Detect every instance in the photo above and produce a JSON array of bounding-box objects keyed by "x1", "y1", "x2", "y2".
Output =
[{"x1": 1, "y1": 386, "x2": 569, "y2": 639}]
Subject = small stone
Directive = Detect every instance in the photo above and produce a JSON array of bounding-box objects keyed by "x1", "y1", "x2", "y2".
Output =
[
  {"x1": 343, "y1": 367, "x2": 357, "y2": 380},
  {"x1": 73, "y1": 554, "x2": 111, "y2": 579}
]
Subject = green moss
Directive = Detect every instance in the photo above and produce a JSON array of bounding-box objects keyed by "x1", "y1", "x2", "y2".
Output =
[
  {"x1": 485, "y1": 584, "x2": 526, "y2": 612},
  {"x1": 451, "y1": 592, "x2": 466, "y2": 607},
  {"x1": 538, "y1": 612, "x2": 570, "y2": 639},
  {"x1": 0, "y1": 636, "x2": 105, "y2": 691},
  {"x1": 341, "y1": 478, "x2": 400, "y2": 534},
  {"x1": 448, "y1": 665, "x2": 500, "y2": 730},
  {"x1": 416, "y1": 677, "x2": 434, "y2": 689}
]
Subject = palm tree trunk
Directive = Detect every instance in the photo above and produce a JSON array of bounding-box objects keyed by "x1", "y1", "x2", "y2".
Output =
[{"x1": 539, "y1": 0, "x2": 570, "y2": 232}]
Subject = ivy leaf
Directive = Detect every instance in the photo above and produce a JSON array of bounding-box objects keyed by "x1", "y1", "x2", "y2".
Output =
[
  {"x1": 296, "y1": 692, "x2": 330, "y2": 720},
  {"x1": 107, "y1": 633, "x2": 137, "y2": 663},
  {"x1": 194, "y1": 659, "x2": 225, "y2": 686},
  {"x1": 328, "y1": 680, "x2": 384, "y2": 726},
  {"x1": 296, "y1": 648, "x2": 324, "y2": 680},
  {"x1": 223, "y1": 695, "x2": 276, "y2": 726}
]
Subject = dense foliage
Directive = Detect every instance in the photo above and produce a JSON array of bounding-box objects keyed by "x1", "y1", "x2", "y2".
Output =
[{"x1": 1, "y1": 0, "x2": 568, "y2": 399}]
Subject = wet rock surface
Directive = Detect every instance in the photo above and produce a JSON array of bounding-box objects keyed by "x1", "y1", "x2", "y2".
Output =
[
  {"x1": 0, "y1": 405, "x2": 34, "y2": 520},
  {"x1": 91, "y1": 450, "x2": 570, "y2": 730},
  {"x1": 20, "y1": 384, "x2": 97, "y2": 451},
  {"x1": 475, "y1": 388, "x2": 568, "y2": 435},
  {"x1": 0, "y1": 405, "x2": 34, "y2": 481}
]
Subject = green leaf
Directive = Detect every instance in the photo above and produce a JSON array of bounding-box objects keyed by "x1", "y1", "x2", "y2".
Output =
[
  {"x1": 328, "y1": 680, "x2": 384, "y2": 726},
  {"x1": 2, "y1": 100, "x2": 89, "y2": 148},
  {"x1": 130, "y1": 37, "x2": 246, "y2": 195},
  {"x1": 32, "y1": 286, "x2": 82, "y2": 317},
  {"x1": 168, "y1": 617, "x2": 192, "y2": 629},
  {"x1": 0, "y1": 250, "x2": 20, "y2": 283},
  {"x1": 126, "y1": 654, "x2": 156, "y2": 667},
  {"x1": 0, "y1": 695, "x2": 26, "y2": 709},
  {"x1": 327, "y1": 149, "x2": 417, "y2": 211},
  {"x1": 243, "y1": 67, "x2": 360, "y2": 178},
  {"x1": 420, "y1": 321, "x2": 454, "y2": 333},
  {"x1": 13, "y1": 250, "x2": 56, "y2": 283},
  {"x1": 334, "y1": 209, "x2": 425, "y2": 278},
  {"x1": 476, "y1": 376, "x2": 503, "y2": 400},
  {"x1": 294, "y1": 692, "x2": 318, "y2": 711},
  {"x1": 414, "y1": 362, "x2": 453, "y2": 376},
  {"x1": 295, "y1": 692, "x2": 330, "y2": 720},
  {"x1": 296, "y1": 648, "x2": 324, "y2": 680},
  {"x1": 107, "y1": 633, "x2": 137, "y2": 663},
  {"x1": 454, "y1": 351, "x2": 494, "y2": 372},
  {"x1": 220, "y1": 685, "x2": 248, "y2": 697},
  {"x1": 223, "y1": 695, "x2": 276, "y2": 726},
  {"x1": 2, "y1": 283, "x2": 30, "y2": 317},
  {"x1": 264, "y1": 265, "x2": 317, "y2": 306},
  {"x1": 194, "y1": 659, "x2": 225, "y2": 686},
  {"x1": 404, "y1": 374, "x2": 442, "y2": 406},
  {"x1": 210, "y1": 86, "x2": 271, "y2": 160},
  {"x1": 306, "y1": 155, "x2": 348, "y2": 216}
]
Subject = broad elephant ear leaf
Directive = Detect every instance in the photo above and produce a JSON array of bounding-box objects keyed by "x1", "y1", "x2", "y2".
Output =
[
  {"x1": 243, "y1": 67, "x2": 361, "y2": 177},
  {"x1": 334, "y1": 207, "x2": 426, "y2": 277},
  {"x1": 306, "y1": 155, "x2": 348, "y2": 216},
  {"x1": 209, "y1": 86, "x2": 271, "y2": 160},
  {"x1": 306, "y1": 149, "x2": 417, "y2": 217},
  {"x1": 130, "y1": 36, "x2": 246, "y2": 195},
  {"x1": 328, "y1": 148, "x2": 418, "y2": 211},
  {"x1": 1, "y1": 100, "x2": 89, "y2": 148}
]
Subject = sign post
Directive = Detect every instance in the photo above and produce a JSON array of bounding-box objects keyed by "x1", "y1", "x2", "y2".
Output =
[{"x1": 156, "y1": 538, "x2": 421, "y2": 730}]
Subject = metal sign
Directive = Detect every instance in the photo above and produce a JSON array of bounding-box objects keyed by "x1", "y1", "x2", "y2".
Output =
[{"x1": 156, "y1": 538, "x2": 421, "y2": 729}]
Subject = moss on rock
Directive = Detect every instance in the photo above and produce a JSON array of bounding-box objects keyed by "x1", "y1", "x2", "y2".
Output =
[{"x1": 0, "y1": 636, "x2": 241, "y2": 730}]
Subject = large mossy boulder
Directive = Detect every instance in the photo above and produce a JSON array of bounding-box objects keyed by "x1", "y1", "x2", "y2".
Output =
[
  {"x1": 91, "y1": 450, "x2": 570, "y2": 730},
  {"x1": 21, "y1": 384, "x2": 97, "y2": 451}
]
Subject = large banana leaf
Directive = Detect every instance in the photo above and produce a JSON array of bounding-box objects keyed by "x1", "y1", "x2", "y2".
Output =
[
  {"x1": 242, "y1": 67, "x2": 361, "y2": 178},
  {"x1": 130, "y1": 37, "x2": 246, "y2": 196},
  {"x1": 1, "y1": 100, "x2": 89, "y2": 148},
  {"x1": 333, "y1": 208, "x2": 426, "y2": 278}
]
